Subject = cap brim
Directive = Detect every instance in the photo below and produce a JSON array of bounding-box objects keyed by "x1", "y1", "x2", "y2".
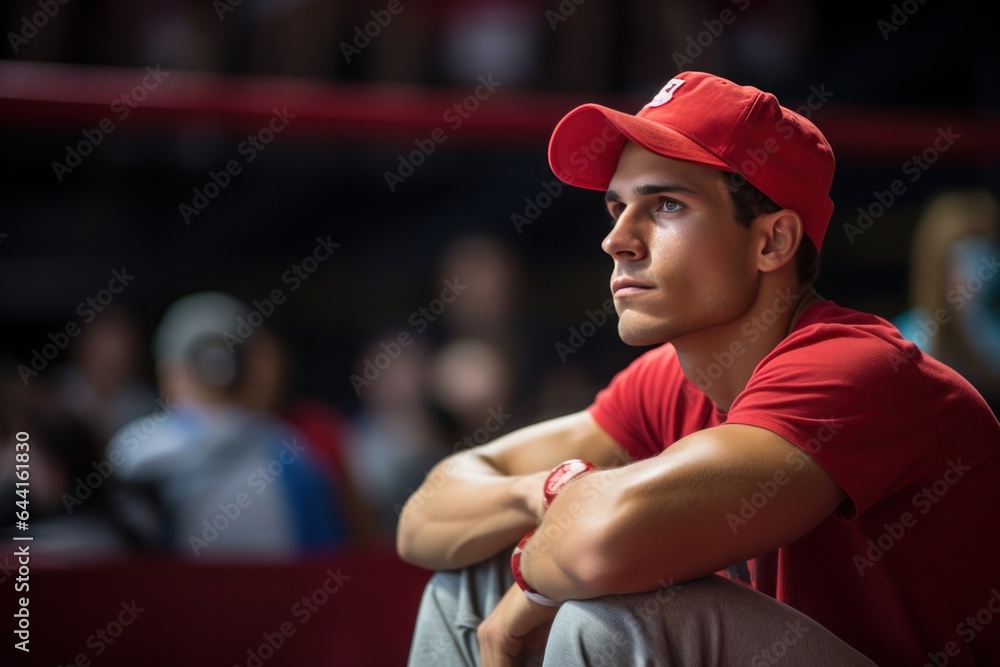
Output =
[{"x1": 548, "y1": 104, "x2": 731, "y2": 191}]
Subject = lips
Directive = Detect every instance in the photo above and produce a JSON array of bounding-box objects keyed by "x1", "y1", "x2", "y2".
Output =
[{"x1": 611, "y1": 277, "x2": 654, "y2": 297}]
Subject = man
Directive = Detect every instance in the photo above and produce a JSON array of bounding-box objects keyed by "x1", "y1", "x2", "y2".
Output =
[
  {"x1": 397, "y1": 72, "x2": 1000, "y2": 666},
  {"x1": 108, "y1": 292, "x2": 348, "y2": 557}
]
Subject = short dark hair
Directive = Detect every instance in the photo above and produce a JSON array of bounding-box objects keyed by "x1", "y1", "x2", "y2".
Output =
[{"x1": 722, "y1": 172, "x2": 820, "y2": 286}]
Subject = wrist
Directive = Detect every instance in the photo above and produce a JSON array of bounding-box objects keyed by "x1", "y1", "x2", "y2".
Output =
[
  {"x1": 509, "y1": 459, "x2": 595, "y2": 608},
  {"x1": 542, "y1": 459, "x2": 595, "y2": 510},
  {"x1": 511, "y1": 531, "x2": 561, "y2": 607},
  {"x1": 509, "y1": 470, "x2": 549, "y2": 520}
]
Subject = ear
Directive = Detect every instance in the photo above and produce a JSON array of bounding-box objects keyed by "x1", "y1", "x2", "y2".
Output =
[{"x1": 753, "y1": 209, "x2": 803, "y2": 274}]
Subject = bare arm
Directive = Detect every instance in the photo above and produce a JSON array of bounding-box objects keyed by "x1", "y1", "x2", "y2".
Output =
[
  {"x1": 396, "y1": 410, "x2": 629, "y2": 571},
  {"x1": 520, "y1": 423, "x2": 848, "y2": 599}
]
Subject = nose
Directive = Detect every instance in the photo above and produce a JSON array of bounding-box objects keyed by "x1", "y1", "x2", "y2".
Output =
[{"x1": 602, "y1": 209, "x2": 646, "y2": 261}]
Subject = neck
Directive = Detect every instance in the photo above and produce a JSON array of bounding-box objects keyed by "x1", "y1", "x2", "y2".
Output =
[{"x1": 675, "y1": 282, "x2": 822, "y2": 412}]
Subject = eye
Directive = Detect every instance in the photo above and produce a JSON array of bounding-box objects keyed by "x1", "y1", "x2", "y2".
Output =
[
  {"x1": 607, "y1": 203, "x2": 624, "y2": 225},
  {"x1": 655, "y1": 198, "x2": 685, "y2": 214}
]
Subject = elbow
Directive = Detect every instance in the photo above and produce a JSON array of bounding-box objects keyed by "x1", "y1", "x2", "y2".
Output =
[
  {"x1": 395, "y1": 520, "x2": 417, "y2": 565},
  {"x1": 395, "y1": 499, "x2": 426, "y2": 567},
  {"x1": 396, "y1": 519, "x2": 436, "y2": 571},
  {"x1": 539, "y1": 489, "x2": 651, "y2": 597},
  {"x1": 569, "y1": 522, "x2": 634, "y2": 597},
  {"x1": 527, "y1": 507, "x2": 627, "y2": 599},
  {"x1": 395, "y1": 505, "x2": 456, "y2": 571},
  {"x1": 394, "y1": 464, "x2": 447, "y2": 569}
]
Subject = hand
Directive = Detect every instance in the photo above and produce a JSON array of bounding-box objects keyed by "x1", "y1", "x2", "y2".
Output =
[
  {"x1": 477, "y1": 583, "x2": 559, "y2": 667},
  {"x1": 511, "y1": 470, "x2": 550, "y2": 522}
]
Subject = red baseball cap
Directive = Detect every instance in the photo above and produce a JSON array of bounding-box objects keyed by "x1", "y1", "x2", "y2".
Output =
[{"x1": 548, "y1": 71, "x2": 835, "y2": 250}]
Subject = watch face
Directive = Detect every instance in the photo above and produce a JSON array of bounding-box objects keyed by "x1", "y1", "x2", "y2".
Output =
[{"x1": 543, "y1": 459, "x2": 595, "y2": 506}]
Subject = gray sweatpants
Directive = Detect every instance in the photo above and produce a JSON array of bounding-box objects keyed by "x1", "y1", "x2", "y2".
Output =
[{"x1": 407, "y1": 551, "x2": 877, "y2": 666}]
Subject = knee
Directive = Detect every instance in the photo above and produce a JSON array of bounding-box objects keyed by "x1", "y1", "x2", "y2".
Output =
[
  {"x1": 546, "y1": 597, "x2": 641, "y2": 665},
  {"x1": 424, "y1": 568, "x2": 463, "y2": 600},
  {"x1": 552, "y1": 597, "x2": 632, "y2": 640},
  {"x1": 544, "y1": 578, "x2": 732, "y2": 664}
]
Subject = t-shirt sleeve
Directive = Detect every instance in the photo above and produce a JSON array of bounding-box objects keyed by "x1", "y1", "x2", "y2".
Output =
[
  {"x1": 726, "y1": 325, "x2": 939, "y2": 519},
  {"x1": 588, "y1": 344, "x2": 714, "y2": 460}
]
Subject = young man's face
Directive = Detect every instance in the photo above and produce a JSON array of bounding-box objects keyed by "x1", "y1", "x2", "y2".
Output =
[{"x1": 603, "y1": 142, "x2": 759, "y2": 347}]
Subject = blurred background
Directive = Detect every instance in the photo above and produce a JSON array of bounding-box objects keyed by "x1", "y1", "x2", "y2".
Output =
[{"x1": 1, "y1": 0, "x2": 998, "y2": 664}]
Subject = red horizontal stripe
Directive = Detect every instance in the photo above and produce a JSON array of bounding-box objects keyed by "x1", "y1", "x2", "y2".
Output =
[{"x1": 1, "y1": 61, "x2": 997, "y2": 161}]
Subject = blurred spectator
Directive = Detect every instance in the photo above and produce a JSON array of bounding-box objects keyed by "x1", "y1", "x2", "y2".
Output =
[
  {"x1": 433, "y1": 233, "x2": 568, "y2": 427},
  {"x1": 895, "y1": 190, "x2": 1000, "y2": 413},
  {"x1": 437, "y1": 234, "x2": 521, "y2": 342},
  {"x1": 427, "y1": 337, "x2": 515, "y2": 439},
  {"x1": 528, "y1": 365, "x2": 603, "y2": 422},
  {"x1": 438, "y1": 0, "x2": 544, "y2": 86},
  {"x1": 346, "y1": 236, "x2": 530, "y2": 536},
  {"x1": 435, "y1": 235, "x2": 533, "y2": 401},
  {"x1": 345, "y1": 334, "x2": 448, "y2": 536},
  {"x1": 239, "y1": 327, "x2": 380, "y2": 540},
  {"x1": 0, "y1": 380, "x2": 158, "y2": 562},
  {"x1": 56, "y1": 305, "x2": 158, "y2": 443},
  {"x1": 107, "y1": 292, "x2": 349, "y2": 558}
]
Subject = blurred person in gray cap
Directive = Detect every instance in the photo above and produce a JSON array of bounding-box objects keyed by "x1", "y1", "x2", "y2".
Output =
[{"x1": 107, "y1": 292, "x2": 348, "y2": 558}]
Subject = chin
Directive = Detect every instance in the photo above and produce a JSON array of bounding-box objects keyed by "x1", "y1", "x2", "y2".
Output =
[{"x1": 617, "y1": 314, "x2": 673, "y2": 347}]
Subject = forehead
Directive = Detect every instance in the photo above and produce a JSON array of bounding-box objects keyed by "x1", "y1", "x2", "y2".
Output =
[{"x1": 608, "y1": 142, "x2": 727, "y2": 200}]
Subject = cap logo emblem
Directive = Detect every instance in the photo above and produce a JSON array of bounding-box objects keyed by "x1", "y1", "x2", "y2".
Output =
[{"x1": 647, "y1": 78, "x2": 685, "y2": 107}]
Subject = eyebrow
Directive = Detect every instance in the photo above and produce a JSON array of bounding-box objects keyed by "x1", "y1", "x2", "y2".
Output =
[{"x1": 604, "y1": 183, "x2": 702, "y2": 204}]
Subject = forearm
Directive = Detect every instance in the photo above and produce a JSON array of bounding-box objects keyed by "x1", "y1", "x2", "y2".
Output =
[
  {"x1": 520, "y1": 460, "x2": 713, "y2": 600},
  {"x1": 520, "y1": 425, "x2": 847, "y2": 601},
  {"x1": 396, "y1": 453, "x2": 544, "y2": 570},
  {"x1": 519, "y1": 466, "x2": 622, "y2": 601},
  {"x1": 396, "y1": 410, "x2": 628, "y2": 572}
]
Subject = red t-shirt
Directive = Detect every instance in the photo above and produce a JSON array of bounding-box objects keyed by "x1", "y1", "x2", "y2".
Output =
[{"x1": 589, "y1": 301, "x2": 1000, "y2": 666}]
